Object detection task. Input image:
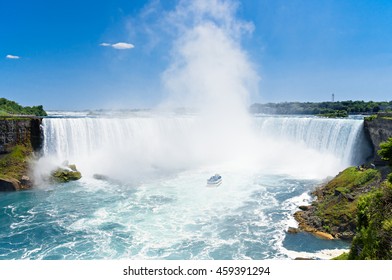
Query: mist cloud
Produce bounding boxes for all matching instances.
[161,0,258,111]
[157,0,261,166]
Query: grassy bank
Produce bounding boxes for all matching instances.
[0,144,33,180]
[314,167,381,233]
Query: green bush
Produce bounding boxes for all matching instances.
[348,183,392,259]
[378,137,392,166]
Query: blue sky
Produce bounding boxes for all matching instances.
[1,0,392,110]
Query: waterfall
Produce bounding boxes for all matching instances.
[254,116,371,166]
[40,114,372,180]
[43,116,193,162]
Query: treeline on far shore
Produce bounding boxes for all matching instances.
[250,100,392,117]
[0,98,47,117]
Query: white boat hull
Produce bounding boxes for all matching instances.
[206,179,222,187]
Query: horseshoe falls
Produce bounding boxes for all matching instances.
[0,113,372,260]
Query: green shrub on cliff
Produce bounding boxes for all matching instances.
[378,137,392,167]
[348,182,392,259]
[0,98,47,116]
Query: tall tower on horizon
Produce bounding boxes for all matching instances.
[332,93,335,102]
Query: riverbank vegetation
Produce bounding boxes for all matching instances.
[250,100,392,116]
[0,98,47,116]
[346,137,392,259]
[315,167,381,236]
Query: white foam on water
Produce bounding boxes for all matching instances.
[282,247,349,260]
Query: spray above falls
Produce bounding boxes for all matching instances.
[159,0,260,166]
[162,0,258,113]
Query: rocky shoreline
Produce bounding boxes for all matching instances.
[289,113,392,259]
[291,166,383,241]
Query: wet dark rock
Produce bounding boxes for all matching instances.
[287,227,300,234]
[0,178,20,191]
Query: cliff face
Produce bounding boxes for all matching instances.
[0,117,42,154]
[364,113,392,165]
[0,117,43,191]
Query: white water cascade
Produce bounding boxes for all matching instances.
[39,114,372,181]
[254,116,370,165]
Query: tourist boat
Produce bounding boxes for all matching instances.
[206,174,222,187]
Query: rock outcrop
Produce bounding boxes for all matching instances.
[51,163,82,183]
[364,113,392,165]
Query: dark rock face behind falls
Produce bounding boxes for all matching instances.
[0,117,43,191]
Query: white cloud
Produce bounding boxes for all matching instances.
[6,54,20,59]
[111,42,135,49]
[100,42,134,50]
